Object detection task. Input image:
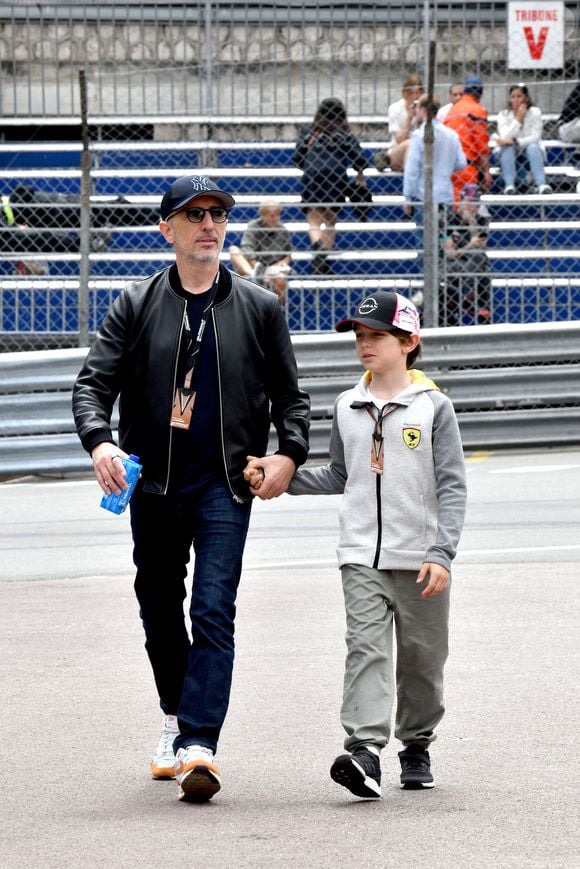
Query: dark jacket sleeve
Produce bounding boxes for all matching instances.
[72,289,133,453]
[560,83,580,124]
[346,132,369,173]
[291,128,310,170]
[264,301,310,467]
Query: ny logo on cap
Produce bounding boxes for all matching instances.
[189,176,212,191]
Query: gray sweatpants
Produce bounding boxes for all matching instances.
[340,564,450,752]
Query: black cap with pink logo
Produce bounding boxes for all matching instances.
[335,291,421,335]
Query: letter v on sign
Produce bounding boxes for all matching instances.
[523,26,549,60]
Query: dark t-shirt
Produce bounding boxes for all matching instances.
[168,275,225,496]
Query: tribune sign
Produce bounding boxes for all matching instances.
[508,1,564,69]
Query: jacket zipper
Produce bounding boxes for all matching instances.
[161,301,187,495]
[368,402,397,569]
[373,473,382,568]
[212,308,243,503]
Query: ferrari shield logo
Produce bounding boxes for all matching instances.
[402,427,421,449]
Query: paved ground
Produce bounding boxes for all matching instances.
[1,448,579,868]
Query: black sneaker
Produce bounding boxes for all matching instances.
[398,745,434,789]
[330,747,381,798]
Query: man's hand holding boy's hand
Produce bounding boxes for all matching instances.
[243,460,265,490]
[416,562,449,598]
[244,454,296,499]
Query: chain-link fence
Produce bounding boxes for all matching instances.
[0,0,579,349]
[0,0,578,119]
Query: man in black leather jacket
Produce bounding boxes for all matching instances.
[73,175,310,803]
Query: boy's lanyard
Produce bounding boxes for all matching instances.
[364,402,397,475]
[170,275,218,430]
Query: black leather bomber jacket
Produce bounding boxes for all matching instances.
[72,264,310,501]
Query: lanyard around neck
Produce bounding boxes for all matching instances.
[364,403,397,475]
[181,274,219,386]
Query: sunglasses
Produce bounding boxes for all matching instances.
[181,206,230,224]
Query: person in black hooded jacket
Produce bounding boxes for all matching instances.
[292,97,369,275]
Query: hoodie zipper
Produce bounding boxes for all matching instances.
[373,473,382,568]
[368,402,398,569]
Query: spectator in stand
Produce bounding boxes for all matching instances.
[403,96,467,214]
[292,97,369,275]
[5,183,157,230]
[229,200,293,303]
[2,187,80,275]
[374,75,424,173]
[403,96,466,312]
[441,183,491,326]
[558,82,580,144]
[436,84,464,122]
[494,84,552,195]
[444,75,492,200]
[1,182,156,273]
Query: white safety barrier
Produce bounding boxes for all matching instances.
[0,321,579,476]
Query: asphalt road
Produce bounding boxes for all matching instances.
[1,448,579,868]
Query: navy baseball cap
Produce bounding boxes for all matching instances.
[335,291,420,335]
[160,175,235,220]
[464,75,483,95]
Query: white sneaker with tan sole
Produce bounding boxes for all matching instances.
[151,715,179,779]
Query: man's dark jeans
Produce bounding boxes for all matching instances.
[130,480,252,753]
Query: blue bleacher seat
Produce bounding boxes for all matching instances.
[97,150,200,170]
[1,137,578,334]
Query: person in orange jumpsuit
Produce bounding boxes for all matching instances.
[444,75,492,200]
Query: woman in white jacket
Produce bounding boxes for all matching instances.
[495,84,551,194]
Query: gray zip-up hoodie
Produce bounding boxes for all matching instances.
[288,370,467,572]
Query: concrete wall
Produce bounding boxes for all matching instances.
[0,16,577,124]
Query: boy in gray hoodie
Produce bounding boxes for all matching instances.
[246,290,467,799]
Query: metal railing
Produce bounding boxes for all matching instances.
[1,321,579,478]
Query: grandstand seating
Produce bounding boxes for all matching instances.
[1,133,579,336]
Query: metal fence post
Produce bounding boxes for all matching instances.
[78,70,91,348]
[204,0,214,117]
[422,41,438,328]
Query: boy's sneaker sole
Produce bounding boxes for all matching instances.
[177,762,221,802]
[330,754,381,799]
[400,777,435,790]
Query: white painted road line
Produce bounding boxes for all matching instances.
[489,465,580,474]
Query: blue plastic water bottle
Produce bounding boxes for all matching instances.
[100,454,142,515]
